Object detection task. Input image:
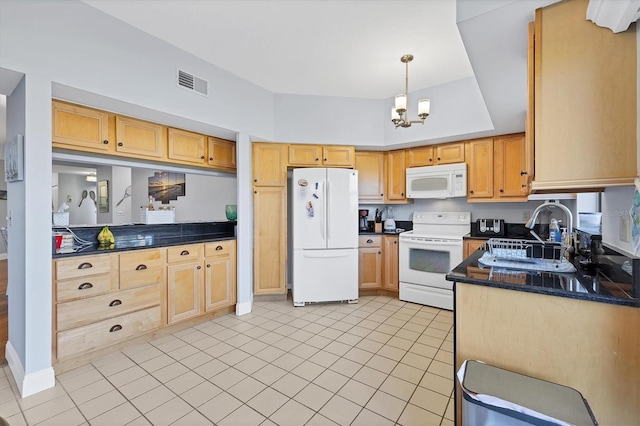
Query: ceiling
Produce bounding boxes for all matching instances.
[82,0,475,100]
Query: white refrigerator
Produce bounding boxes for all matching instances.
[291,168,359,307]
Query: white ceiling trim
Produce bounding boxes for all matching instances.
[586,0,640,33]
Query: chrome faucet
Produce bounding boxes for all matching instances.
[526,201,573,247]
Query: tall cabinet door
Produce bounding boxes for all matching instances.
[254,186,287,294]
[495,133,528,199]
[385,150,406,201]
[355,152,385,203]
[466,138,494,199]
[327,169,358,249]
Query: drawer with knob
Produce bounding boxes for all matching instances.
[55,254,112,281]
[119,249,163,289]
[56,306,161,360]
[204,240,235,257]
[167,244,203,263]
[56,284,160,331]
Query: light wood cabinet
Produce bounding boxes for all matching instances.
[253,186,287,295]
[355,151,385,203]
[358,236,382,289]
[382,235,399,291]
[463,239,486,259]
[166,244,204,324]
[288,144,355,167]
[253,143,286,186]
[494,133,528,200]
[52,101,112,153]
[405,142,465,168]
[167,127,206,165]
[435,142,465,165]
[385,150,408,203]
[531,0,637,191]
[115,116,166,159]
[53,250,162,362]
[466,138,494,199]
[467,134,529,202]
[208,137,236,170]
[204,240,236,312]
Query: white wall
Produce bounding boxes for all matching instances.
[56,175,97,225]
[131,169,237,222]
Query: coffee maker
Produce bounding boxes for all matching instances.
[359,209,369,231]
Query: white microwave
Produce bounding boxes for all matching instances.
[406,163,467,199]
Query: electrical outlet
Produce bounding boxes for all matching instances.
[67,195,72,203]
[522,210,531,222]
[620,215,630,242]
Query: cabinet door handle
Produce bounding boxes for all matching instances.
[520,171,528,175]
[109,325,122,332]
[103,140,109,145]
[78,282,93,290]
[401,193,404,196]
[136,264,147,271]
[522,184,527,188]
[200,156,205,160]
[394,241,397,244]
[78,262,93,269]
[324,158,327,161]
[197,265,202,270]
[499,189,504,193]
[254,179,258,183]
[429,158,432,162]
[469,190,474,194]
[215,245,223,251]
[367,239,373,244]
[378,251,381,254]
[180,250,190,256]
[118,142,123,146]
[209,157,213,161]
[315,158,319,161]
[109,299,122,307]
[207,264,211,268]
[437,157,441,161]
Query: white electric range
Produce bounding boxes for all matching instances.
[399,212,471,310]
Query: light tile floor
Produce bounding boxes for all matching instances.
[0,295,455,425]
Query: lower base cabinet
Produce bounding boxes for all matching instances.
[382,235,399,291]
[53,241,236,363]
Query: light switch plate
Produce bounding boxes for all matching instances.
[620,215,630,242]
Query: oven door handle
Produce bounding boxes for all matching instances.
[402,239,462,246]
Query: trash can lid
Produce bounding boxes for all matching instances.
[462,361,597,425]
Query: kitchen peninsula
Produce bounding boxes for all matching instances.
[51,222,236,372]
[446,247,640,425]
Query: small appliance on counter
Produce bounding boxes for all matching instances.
[473,219,506,237]
[384,207,396,233]
[359,209,369,231]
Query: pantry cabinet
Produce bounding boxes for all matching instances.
[253,143,287,187]
[115,116,166,159]
[358,236,382,289]
[382,235,399,291]
[52,101,112,153]
[288,144,355,167]
[167,127,206,165]
[355,151,385,203]
[253,186,287,295]
[531,0,637,191]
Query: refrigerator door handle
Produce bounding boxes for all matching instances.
[325,179,330,241]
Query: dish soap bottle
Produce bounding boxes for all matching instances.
[549,218,561,243]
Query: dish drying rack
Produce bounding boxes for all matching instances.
[478,238,577,273]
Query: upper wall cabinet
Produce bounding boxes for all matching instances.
[52,101,112,153]
[167,128,206,165]
[208,137,236,170]
[384,150,411,204]
[405,142,465,167]
[288,144,355,168]
[115,116,166,159]
[531,0,637,191]
[52,101,235,172]
[355,151,385,203]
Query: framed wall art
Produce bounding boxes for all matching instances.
[5,134,24,182]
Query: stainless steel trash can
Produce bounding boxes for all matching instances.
[459,360,597,425]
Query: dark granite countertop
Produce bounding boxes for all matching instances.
[52,221,236,258]
[446,246,640,308]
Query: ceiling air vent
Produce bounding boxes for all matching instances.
[177,69,208,96]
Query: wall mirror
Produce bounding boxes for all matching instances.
[98,180,109,213]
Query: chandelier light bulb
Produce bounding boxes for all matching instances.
[394,94,407,112]
[418,99,430,117]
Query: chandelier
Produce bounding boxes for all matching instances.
[391,54,430,128]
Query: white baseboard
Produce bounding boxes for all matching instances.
[235,300,252,316]
[5,341,55,398]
